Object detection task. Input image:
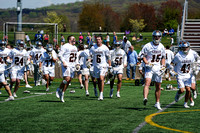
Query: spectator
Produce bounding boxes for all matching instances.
[122,37,132,54]
[86,32,92,45]
[163,28,168,37]
[25,33,31,45]
[170,37,174,45]
[126,45,138,80]
[123,33,126,40]
[139,34,143,41]
[132,34,136,41]
[106,33,110,45]
[43,32,49,45]
[35,30,43,43]
[79,32,84,44]
[113,32,117,44]
[60,34,65,46]
[169,28,174,36]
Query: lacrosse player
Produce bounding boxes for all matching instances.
[173,40,196,108]
[165,45,174,81]
[78,44,90,96]
[87,35,111,100]
[30,41,46,86]
[109,41,127,98]
[39,44,57,92]
[141,30,166,110]
[56,35,79,102]
[9,40,30,97]
[0,40,14,101]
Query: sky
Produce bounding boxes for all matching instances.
[0,0,83,9]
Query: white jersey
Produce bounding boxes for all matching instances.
[122,40,131,54]
[110,48,127,69]
[9,48,29,70]
[40,50,57,68]
[30,48,46,65]
[58,43,78,67]
[172,49,195,77]
[79,49,90,69]
[0,48,11,69]
[165,49,174,65]
[89,44,110,68]
[78,50,84,66]
[141,41,166,66]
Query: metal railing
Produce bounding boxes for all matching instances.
[180,0,188,40]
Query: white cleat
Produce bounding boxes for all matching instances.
[5,96,14,101]
[190,101,194,106]
[36,81,41,86]
[110,89,113,98]
[46,88,49,92]
[98,94,103,101]
[86,91,89,96]
[184,103,190,108]
[25,84,32,88]
[0,91,2,95]
[60,92,65,102]
[155,103,162,110]
[175,92,180,102]
[105,80,110,85]
[80,84,84,89]
[13,92,17,98]
[193,91,197,99]
[56,88,60,98]
[116,92,120,98]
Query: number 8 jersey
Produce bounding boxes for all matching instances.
[141,41,166,66]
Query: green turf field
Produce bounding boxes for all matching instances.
[0,79,199,132]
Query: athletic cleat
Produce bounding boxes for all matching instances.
[98,93,103,101]
[110,89,113,98]
[69,83,71,86]
[190,101,194,106]
[105,80,110,85]
[94,88,98,97]
[193,91,197,99]
[184,103,190,108]
[0,90,2,94]
[86,91,89,96]
[155,103,162,110]
[13,92,17,98]
[46,88,49,92]
[25,84,32,88]
[56,88,60,98]
[175,92,180,102]
[5,96,14,101]
[60,92,65,102]
[42,79,46,85]
[116,92,120,98]
[143,98,148,105]
[36,81,40,86]
[80,84,84,89]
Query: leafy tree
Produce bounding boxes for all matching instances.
[157,0,182,30]
[29,12,37,18]
[43,11,70,32]
[121,3,156,32]
[129,19,146,35]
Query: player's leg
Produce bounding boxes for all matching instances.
[84,74,89,96]
[44,74,49,91]
[2,82,14,101]
[13,78,20,97]
[184,86,191,108]
[116,74,122,98]
[109,76,115,98]
[143,78,151,105]
[78,72,83,89]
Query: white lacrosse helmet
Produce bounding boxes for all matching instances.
[36,41,42,49]
[114,41,121,50]
[179,40,190,54]
[0,40,6,50]
[152,30,162,45]
[46,44,53,53]
[17,40,25,51]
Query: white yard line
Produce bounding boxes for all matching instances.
[132,95,185,133]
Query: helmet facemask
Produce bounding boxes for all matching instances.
[152,30,162,45]
[0,41,6,50]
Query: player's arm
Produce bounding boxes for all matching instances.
[123,53,127,68]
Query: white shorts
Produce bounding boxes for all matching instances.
[177,76,191,89]
[145,65,162,83]
[61,65,75,78]
[43,67,55,77]
[81,68,89,75]
[0,73,6,83]
[113,67,123,75]
[93,66,107,78]
[10,69,24,80]
[89,66,95,77]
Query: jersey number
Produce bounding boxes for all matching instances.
[35,54,42,60]
[151,54,161,62]
[45,59,53,67]
[181,64,190,73]
[69,53,77,62]
[97,55,101,63]
[115,57,122,65]
[15,57,23,66]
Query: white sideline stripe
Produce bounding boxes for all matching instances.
[132,95,185,133]
[0,92,55,103]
